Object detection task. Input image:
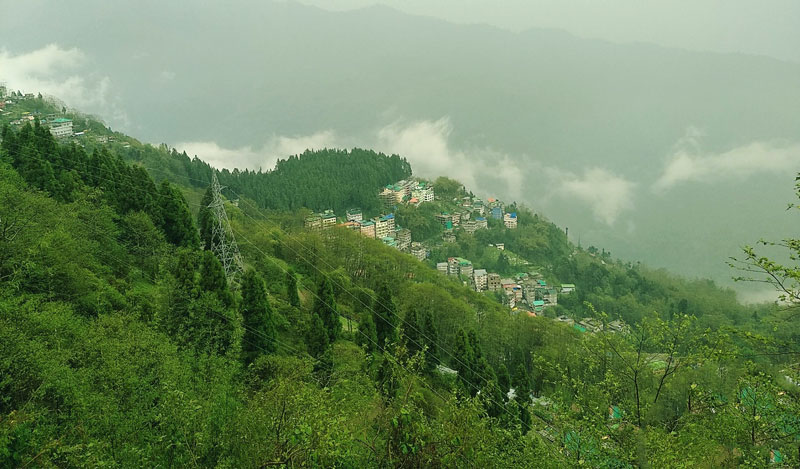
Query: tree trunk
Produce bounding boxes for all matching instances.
[653,356,674,404]
[634,370,642,427]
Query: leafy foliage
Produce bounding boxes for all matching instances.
[1,113,798,467]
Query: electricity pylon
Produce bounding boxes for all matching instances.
[209,172,244,286]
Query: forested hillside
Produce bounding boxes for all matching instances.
[117,144,411,216]
[1,117,799,467]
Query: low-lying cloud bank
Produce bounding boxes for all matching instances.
[176,130,338,172]
[654,128,800,191]
[0,44,127,126]
[555,168,637,226]
[177,116,637,226]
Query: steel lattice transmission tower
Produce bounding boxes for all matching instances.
[209,173,244,286]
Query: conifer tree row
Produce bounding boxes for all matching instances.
[1,121,198,250]
[123,145,413,215]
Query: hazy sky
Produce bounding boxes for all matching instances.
[296,0,800,63]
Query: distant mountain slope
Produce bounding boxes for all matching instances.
[2,1,799,293]
[5,1,796,154]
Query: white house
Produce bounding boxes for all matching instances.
[473,269,488,291]
[503,212,518,229]
[49,118,73,138]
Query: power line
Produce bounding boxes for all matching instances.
[208,172,244,286]
[2,153,487,464]
[7,135,567,461]
[142,163,519,399]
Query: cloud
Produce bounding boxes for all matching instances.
[178,117,635,225]
[553,167,637,225]
[376,117,635,224]
[654,129,800,191]
[375,117,525,200]
[0,44,127,126]
[736,287,783,305]
[176,130,338,171]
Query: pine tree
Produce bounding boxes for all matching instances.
[165,249,198,341]
[286,268,300,307]
[313,275,340,343]
[377,354,398,399]
[453,328,476,395]
[513,364,530,403]
[373,283,398,349]
[240,269,276,364]
[497,363,511,398]
[421,310,439,374]
[482,378,505,418]
[189,291,235,355]
[197,185,214,250]
[356,311,377,353]
[199,250,233,307]
[519,401,532,434]
[307,312,330,358]
[403,307,422,356]
[158,180,200,248]
[468,330,483,362]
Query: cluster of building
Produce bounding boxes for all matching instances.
[379,179,435,210]
[305,208,425,259]
[435,259,577,315]
[496,274,568,313]
[1,91,119,146]
[3,101,75,139]
[435,197,517,242]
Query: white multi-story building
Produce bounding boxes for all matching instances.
[49,118,73,138]
[346,208,363,223]
[503,212,518,229]
[411,182,434,203]
[449,258,473,278]
[436,262,449,274]
[374,214,395,239]
[395,228,411,251]
[321,210,337,229]
[447,257,459,276]
[305,214,321,230]
[463,220,478,234]
[360,220,376,238]
[473,269,488,291]
[410,242,426,261]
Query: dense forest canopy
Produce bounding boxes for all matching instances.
[117,144,411,216]
[1,111,799,467]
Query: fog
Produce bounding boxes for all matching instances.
[2,0,798,298]
[297,0,800,63]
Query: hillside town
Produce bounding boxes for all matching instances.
[0,87,126,147]
[4,88,590,330]
[304,177,584,320]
